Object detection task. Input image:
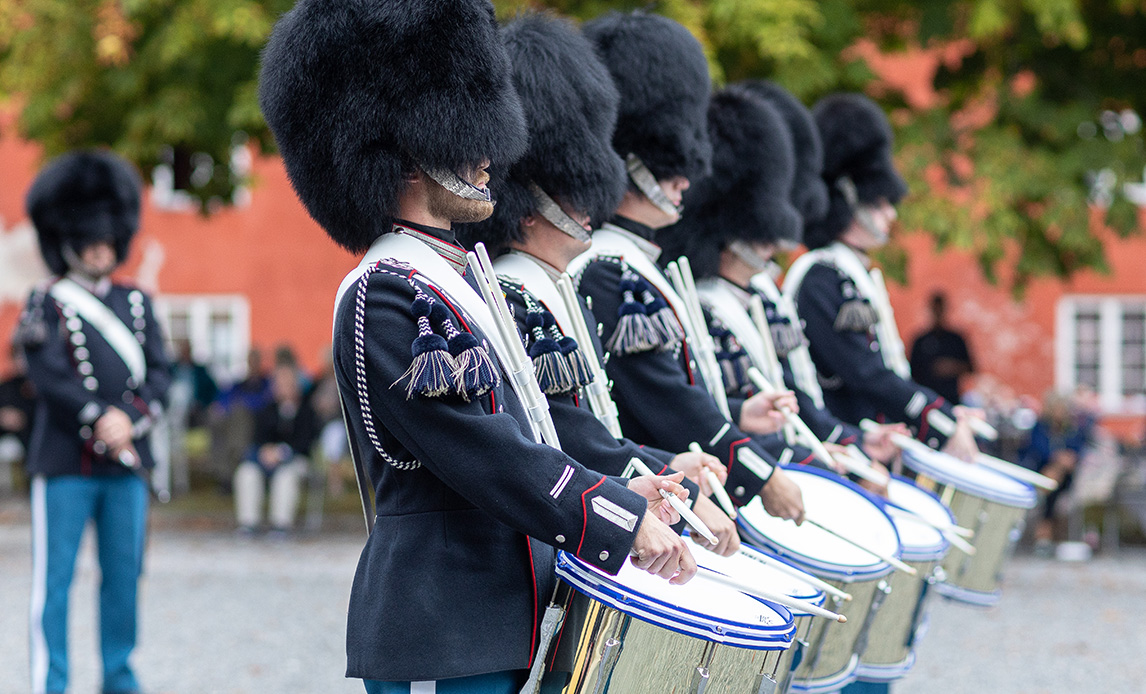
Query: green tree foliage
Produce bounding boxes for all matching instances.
[1,0,1141,289]
[0,0,294,211]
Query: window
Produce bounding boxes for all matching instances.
[153,295,250,384]
[1057,296,1146,413]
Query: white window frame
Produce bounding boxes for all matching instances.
[1056,295,1146,414]
[153,294,251,384]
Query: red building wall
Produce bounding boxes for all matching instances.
[2,106,1144,439]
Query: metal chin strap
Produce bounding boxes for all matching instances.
[837,176,888,245]
[529,183,591,244]
[728,240,772,273]
[626,153,681,218]
[424,166,493,203]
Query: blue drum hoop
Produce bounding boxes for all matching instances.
[555,551,796,650]
[736,466,901,582]
[900,448,1038,509]
[884,474,954,562]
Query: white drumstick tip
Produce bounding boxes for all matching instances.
[688,442,737,519]
[628,457,718,545]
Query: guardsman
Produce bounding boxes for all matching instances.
[18,150,170,694]
[459,12,739,555]
[667,81,903,469]
[782,94,979,460]
[572,11,806,521]
[258,2,695,692]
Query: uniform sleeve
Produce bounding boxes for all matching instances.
[754,433,816,467]
[345,269,646,575]
[788,375,861,446]
[797,264,954,445]
[579,259,776,506]
[20,292,112,431]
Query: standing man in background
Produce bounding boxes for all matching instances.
[17,150,170,694]
[909,291,974,406]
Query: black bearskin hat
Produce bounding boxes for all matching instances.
[804,93,908,250]
[583,11,712,182]
[659,87,799,279]
[460,12,626,255]
[259,0,529,253]
[738,80,828,226]
[26,150,142,276]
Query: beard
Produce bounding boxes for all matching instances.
[425,176,494,224]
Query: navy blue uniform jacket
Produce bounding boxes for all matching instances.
[576,219,779,506]
[20,279,170,477]
[333,243,646,682]
[793,261,954,447]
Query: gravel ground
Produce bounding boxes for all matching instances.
[1,502,1144,694]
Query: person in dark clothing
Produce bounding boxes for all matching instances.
[257,1,694,689]
[1019,391,1092,547]
[909,292,974,405]
[17,149,170,694]
[0,344,37,493]
[232,363,319,534]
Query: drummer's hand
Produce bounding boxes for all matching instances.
[631,514,698,584]
[861,423,906,463]
[941,412,980,463]
[628,472,688,527]
[823,442,851,475]
[857,461,891,498]
[670,450,726,493]
[759,467,805,525]
[738,390,797,435]
[690,495,740,557]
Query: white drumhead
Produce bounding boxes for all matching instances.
[555,551,793,648]
[885,478,950,561]
[737,467,900,580]
[901,445,1037,508]
[689,540,826,610]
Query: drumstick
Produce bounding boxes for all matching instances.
[883,506,977,556]
[688,442,737,519]
[746,368,890,486]
[801,517,917,576]
[628,457,719,545]
[734,548,852,602]
[467,244,562,449]
[926,407,999,441]
[843,443,976,541]
[697,566,847,623]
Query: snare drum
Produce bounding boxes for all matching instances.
[689,541,827,694]
[900,445,1038,606]
[554,550,795,693]
[855,476,952,683]
[737,466,902,694]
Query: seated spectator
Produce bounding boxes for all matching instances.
[208,347,271,492]
[309,346,350,497]
[1019,390,1094,550]
[233,362,318,535]
[0,343,37,494]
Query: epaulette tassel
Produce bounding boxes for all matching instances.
[397,295,457,399]
[640,280,684,347]
[834,299,879,332]
[770,320,807,358]
[527,309,574,395]
[606,276,660,355]
[433,302,500,401]
[547,315,594,388]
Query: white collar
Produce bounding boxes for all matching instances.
[600,222,662,263]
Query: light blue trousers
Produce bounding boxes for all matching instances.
[29,474,148,694]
